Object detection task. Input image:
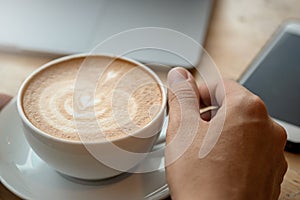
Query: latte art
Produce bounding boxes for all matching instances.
[22,56,162,141]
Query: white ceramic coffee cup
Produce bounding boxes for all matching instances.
[17,54,167,180]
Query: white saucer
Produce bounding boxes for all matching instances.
[0,99,169,200]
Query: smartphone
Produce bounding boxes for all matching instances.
[239,21,300,152]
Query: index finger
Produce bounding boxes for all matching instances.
[199,79,250,108]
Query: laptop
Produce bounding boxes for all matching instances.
[0,0,213,67]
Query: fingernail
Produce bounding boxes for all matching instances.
[167,68,189,87]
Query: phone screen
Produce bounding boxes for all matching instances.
[243,32,300,126]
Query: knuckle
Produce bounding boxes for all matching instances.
[283,158,288,173]
[279,127,287,143]
[168,85,198,105]
[248,95,267,114]
[236,94,268,119]
[278,157,288,183]
[274,122,287,145]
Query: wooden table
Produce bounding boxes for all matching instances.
[1,0,300,199]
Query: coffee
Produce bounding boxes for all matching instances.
[22,56,162,142]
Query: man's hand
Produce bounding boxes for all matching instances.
[0,94,12,111]
[165,68,287,200]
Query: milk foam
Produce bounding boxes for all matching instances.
[22,57,162,141]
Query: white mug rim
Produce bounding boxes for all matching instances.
[17,53,167,145]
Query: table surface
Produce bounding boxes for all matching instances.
[1,0,300,199]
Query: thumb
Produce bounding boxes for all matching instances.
[167,67,200,127]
